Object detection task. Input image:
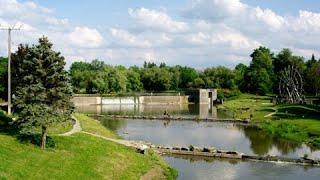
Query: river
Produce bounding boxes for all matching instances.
[77,104,320,179]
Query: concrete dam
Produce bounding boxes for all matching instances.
[72,89,217,106]
[72,95,189,106]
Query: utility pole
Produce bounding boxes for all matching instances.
[0,25,21,115]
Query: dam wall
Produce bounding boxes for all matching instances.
[72,96,102,106]
[72,95,189,106]
[139,96,189,105]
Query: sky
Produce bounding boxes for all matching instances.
[0,0,320,69]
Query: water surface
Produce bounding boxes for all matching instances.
[99,117,320,159]
[76,105,320,179]
[163,155,320,180]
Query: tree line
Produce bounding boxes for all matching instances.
[1,46,320,98]
[69,47,320,96]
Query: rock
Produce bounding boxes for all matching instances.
[202,147,210,152]
[193,146,202,152]
[226,151,238,155]
[173,147,181,151]
[137,144,149,154]
[181,147,189,151]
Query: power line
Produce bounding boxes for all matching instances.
[0,24,22,115]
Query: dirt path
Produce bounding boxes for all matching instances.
[60,116,82,136]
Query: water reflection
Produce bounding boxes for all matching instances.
[237,126,302,155]
[76,104,233,119]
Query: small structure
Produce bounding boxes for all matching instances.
[199,89,217,105]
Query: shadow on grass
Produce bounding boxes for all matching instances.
[260,108,275,113]
[0,111,55,148]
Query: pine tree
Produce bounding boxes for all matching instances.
[12,37,74,149]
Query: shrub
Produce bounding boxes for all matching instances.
[217,89,241,100]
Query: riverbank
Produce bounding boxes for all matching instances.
[218,94,320,147]
[0,112,177,179]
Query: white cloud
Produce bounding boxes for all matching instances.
[183,0,287,33]
[110,28,151,48]
[291,10,320,32]
[129,8,188,33]
[68,26,104,48]
[184,0,246,21]
[252,7,286,30]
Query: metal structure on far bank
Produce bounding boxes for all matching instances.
[278,65,304,104]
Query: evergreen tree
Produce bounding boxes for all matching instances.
[12,37,73,149]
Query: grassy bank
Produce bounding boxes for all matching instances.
[75,114,118,139]
[0,113,177,179]
[219,94,320,147]
[218,94,274,121]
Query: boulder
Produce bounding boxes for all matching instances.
[202,147,210,152]
[181,147,189,151]
[173,147,181,151]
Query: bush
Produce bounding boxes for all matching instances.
[310,138,320,148]
[217,89,241,100]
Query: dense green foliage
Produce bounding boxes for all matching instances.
[11,37,74,149]
[242,47,274,95]
[68,47,320,97]
[0,57,7,100]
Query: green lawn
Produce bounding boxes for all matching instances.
[0,113,177,180]
[48,121,73,135]
[218,93,274,121]
[75,113,118,139]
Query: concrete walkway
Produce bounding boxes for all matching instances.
[60,116,82,136]
[264,108,277,118]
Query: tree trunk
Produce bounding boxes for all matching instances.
[41,125,48,150]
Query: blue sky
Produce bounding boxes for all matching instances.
[1,0,320,68]
[29,0,320,26]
